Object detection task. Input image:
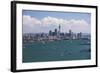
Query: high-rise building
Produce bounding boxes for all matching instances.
[54,28,57,36]
[49,30,52,36]
[77,32,82,39]
[58,25,61,37]
[69,29,72,39]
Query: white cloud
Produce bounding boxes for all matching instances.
[23,15,41,25]
[23,15,90,33]
[41,16,68,26]
[23,15,42,33]
[62,19,90,33]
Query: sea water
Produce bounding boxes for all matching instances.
[23,39,90,63]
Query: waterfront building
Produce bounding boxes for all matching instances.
[77,32,82,39]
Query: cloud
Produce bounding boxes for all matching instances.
[41,16,68,26]
[62,19,90,33]
[23,15,41,33]
[41,16,60,25]
[23,15,90,33]
[23,15,41,26]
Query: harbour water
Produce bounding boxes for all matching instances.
[23,39,91,63]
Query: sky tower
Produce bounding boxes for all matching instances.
[59,25,61,32]
[58,25,61,37]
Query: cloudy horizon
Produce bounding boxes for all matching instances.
[22,10,91,34]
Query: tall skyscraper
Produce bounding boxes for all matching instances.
[59,25,61,33]
[54,28,57,36]
[58,25,61,37]
[69,29,72,39]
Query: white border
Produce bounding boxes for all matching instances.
[16,3,96,70]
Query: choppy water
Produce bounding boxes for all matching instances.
[23,39,91,63]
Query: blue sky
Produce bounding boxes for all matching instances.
[23,10,91,24]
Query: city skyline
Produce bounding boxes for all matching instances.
[23,25,91,43]
[22,10,91,34]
